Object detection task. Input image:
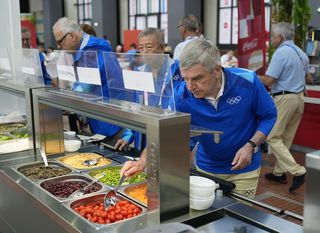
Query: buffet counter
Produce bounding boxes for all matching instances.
[0,146,303,233]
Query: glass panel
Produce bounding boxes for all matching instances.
[232,7,238,44]
[138,0,148,14]
[129,0,137,15]
[149,0,159,13]
[136,16,146,30]
[161,13,168,43]
[219,8,231,44]
[52,50,103,100]
[130,16,136,30]
[147,15,158,28]
[220,0,232,7]
[103,52,176,115]
[160,0,167,13]
[0,48,13,80]
[13,48,44,86]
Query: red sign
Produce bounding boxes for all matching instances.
[237,0,266,74]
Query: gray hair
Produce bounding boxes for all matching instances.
[52,17,82,34]
[180,39,221,73]
[138,28,165,45]
[180,14,199,32]
[272,22,294,40]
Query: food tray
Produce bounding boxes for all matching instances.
[119,182,148,207]
[56,152,118,172]
[13,161,73,181]
[66,192,146,226]
[86,165,147,188]
[39,174,104,202]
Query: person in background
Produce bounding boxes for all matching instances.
[52,17,132,143]
[21,27,51,85]
[115,44,124,53]
[121,39,277,198]
[259,22,313,193]
[80,23,97,37]
[37,43,46,60]
[220,50,238,68]
[173,14,199,60]
[126,43,138,62]
[115,28,183,151]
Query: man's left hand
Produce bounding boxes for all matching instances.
[231,144,253,171]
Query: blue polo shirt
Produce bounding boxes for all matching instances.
[175,68,277,174]
[266,40,309,94]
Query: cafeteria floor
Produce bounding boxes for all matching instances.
[255,147,312,226]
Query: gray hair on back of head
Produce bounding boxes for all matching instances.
[179,39,221,73]
[272,22,294,41]
[138,28,165,45]
[52,17,82,34]
[180,14,199,32]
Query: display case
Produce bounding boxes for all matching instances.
[0,48,48,157]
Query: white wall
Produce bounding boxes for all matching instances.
[64,0,77,21]
[203,0,217,44]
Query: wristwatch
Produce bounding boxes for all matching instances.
[248,140,258,153]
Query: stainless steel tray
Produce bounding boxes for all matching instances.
[85,164,147,188]
[39,174,104,202]
[12,160,73,182]
[55,151,119,172]
[119,182,148,208]
[64,192,146,227]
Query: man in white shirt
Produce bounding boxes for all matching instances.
[173,14,199,60]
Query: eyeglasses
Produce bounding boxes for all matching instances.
[56,32,70,47]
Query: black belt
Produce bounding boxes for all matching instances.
[271,91,298,97]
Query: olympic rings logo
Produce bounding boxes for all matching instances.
[173,74,180,80]
[226,96,241,105]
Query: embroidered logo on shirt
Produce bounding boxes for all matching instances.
[226,96,241,105]
[213,133,220,144]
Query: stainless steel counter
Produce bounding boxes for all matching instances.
[0,147,304,233]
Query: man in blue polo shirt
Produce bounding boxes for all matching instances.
[121,39,277,198]
[260,22,312,193]
[53,17,131,142]
[115,28,183,151]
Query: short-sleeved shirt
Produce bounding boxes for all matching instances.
[266,40,309,94]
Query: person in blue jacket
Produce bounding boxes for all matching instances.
[115,28,183,151]
[53,17,132,142]
[121,39,277,198]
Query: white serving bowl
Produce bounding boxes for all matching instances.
[190,185,216,198]
[190,196,215,210]
[64,140,81,152]
[190,176,217,189]
[64,131,76,140]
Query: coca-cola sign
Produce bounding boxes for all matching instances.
[242,38,258,52]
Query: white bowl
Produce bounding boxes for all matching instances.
[64,140,81,152]
[190,196,215,210]
[190,176,218,189]
[64,131,76,140]
[190,185,216,197]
